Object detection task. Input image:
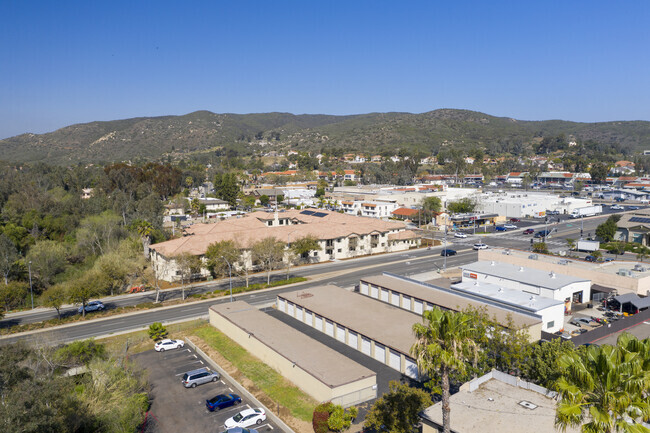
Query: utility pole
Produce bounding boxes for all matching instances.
[443,227,448,271]
[222,257,233,302]
[28,261,34,310]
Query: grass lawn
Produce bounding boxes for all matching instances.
[98,319,208,356]
[193,325,317,422]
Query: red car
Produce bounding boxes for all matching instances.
[523,228,535,234]
[510,218,521,222]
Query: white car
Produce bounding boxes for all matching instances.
[503,224,517,229]
[154,339,185,352]
[610,204,624,210]
[225,408,267,429]
[454,232,468,238]
[473,243,488,250]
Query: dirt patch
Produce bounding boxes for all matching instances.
[188,336,313,433]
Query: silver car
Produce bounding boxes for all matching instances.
[181,367,220,388]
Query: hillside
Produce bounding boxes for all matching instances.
[1,109,649,164]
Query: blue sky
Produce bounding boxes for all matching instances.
[1,1,649,138]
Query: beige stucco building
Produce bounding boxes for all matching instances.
[150,209,419,282]
[209,301,377,407]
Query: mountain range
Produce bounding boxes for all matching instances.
[1,109,650,164]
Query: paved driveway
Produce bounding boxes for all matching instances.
[134,347,279,433]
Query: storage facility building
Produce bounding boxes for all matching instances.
[209,301,377,407]
[277,285,422,379]
[359,273,545,338]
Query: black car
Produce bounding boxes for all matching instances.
[534,230,551,238]
[440,249,457,256]
[206,393,242,412]
[585,255,597,262]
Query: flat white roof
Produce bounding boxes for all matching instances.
[462,261,589,290]
[451,281,563,312]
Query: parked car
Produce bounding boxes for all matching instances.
[547,210,560,215]
[154,339,185,352]
[569,320,582,327]
[473,243,488,250]
[78,300,105,314]
[585,255,597,262]
[576,317,592,325]
[523,228,535,235]
[495,226,507,232]
[509,218,521,222]
[206,393,242,412]
[503,224,517,229]
[181,368,220,388]
[221,429,259,433]
[440,249,457,256]
[225,408,267,429]
[453,232,467,238]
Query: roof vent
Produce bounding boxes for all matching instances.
[529,295,535,301]
[498,287,503,293]
[519,266,524,272]
[550,271,556,278]
[491,261,495,266]
[518,400,538,410]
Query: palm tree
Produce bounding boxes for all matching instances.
[135,220,153,259]
[555,334,650,433]
[411,308,477,433]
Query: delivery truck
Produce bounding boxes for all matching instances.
[576,240,600,252]
[570,205,603,219]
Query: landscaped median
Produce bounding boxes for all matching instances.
[189,325,317,433]
[0,276,307,336]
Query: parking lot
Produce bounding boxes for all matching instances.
[134,346,280,433]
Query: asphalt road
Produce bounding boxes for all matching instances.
[0,248,477,345]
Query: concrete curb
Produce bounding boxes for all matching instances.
[184,337,296,433]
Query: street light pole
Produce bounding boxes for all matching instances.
[581,215,584,240]
[222,257,233,302]
[28,260,34,310]
[443,227,448,271]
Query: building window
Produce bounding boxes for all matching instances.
[547,321,554,329]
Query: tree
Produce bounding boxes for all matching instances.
[94,252,133,296]
[251,237,285,284]
[68,271,101,318]
[290,235,320,263]
[133,220,153,258]
[364,381,432,433]
[148,322,168,341]
[259,195,270,207]
[328,404,358,432]
[591,250,603,261]
[205,240,241,278]
[520,338,578,388]
[0,234,18,285]
[0,281,28,313]
[421,196,442,225]
[636,249,649,262]
[75,211,124,256]
[26,240,67,288]
[608,241,626,257]
[595,216,619,243]
[411,308,477,433]
[555,334,650,433]
[214,173,240,207]
[589,162,610,185]
[41,284,68,319]
[446,197,476,214]
[566,238,576,251]
[175,252,201,300]
[532,242,549,254]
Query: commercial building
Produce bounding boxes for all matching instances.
[479,248,650,297]
[420,370,579,433]
[340,199,399,219]
[461,261,591,307]
[476,191,592,218]
[150,209,419,281]
[277,285,422,379]
[209,301,377,407]
[359,273,545,338]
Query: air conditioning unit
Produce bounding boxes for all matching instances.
[617,269,632,277]
[528,254,539,260]
[633,264,647,272]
